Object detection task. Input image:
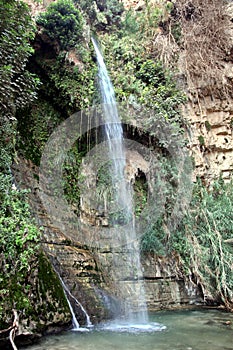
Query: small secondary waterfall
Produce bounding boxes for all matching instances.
[62,282,80,330]
[92,38,148,324]
[57,272,92,330]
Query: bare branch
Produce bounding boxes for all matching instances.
[174,0,233,98]
[9,310,19,350]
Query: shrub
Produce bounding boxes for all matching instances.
[141,177,233,310]
[36,0,84,50]
[0,174,41,319]
[76,0,124,30]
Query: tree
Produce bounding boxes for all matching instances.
[36,0,84,51]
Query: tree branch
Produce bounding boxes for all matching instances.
[9,309,19,350]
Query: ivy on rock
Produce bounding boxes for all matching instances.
[0,174,41,327]
[0,0,40,119]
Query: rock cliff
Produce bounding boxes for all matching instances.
[13,0,232,332]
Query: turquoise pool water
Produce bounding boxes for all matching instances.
[23,309,233,350]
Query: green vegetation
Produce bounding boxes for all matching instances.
[76,0,124,31]
[141,178,233,310]
[140,154,182,255]
[230,118,233,130]
[0,0,70,331]
[0,0,42,327]
[36,0,84,51]
[98,1,186,129]
[38,252,70,315]
[0,174,41,323]
[42,50,97,111]
[17,51,97,165]
[0,0,40,119]
[18,1,98,164]
[63,142,88,207]
[198,135,205,146]
[17,99,62,165]
[172,179,233,309]
[141,217,166,256]
[205,120,211,131]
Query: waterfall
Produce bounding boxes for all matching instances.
[92,38,148,324]
[92,38,132,218]
[64,285,93,328]
[59,277,80,330]
[57,272,92,330]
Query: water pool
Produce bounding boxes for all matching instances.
[23,309,233,350]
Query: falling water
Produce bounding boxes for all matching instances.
[57,272,92,330]
[92,38,132,217]
[59,277,80,330]
[92,38,148,324]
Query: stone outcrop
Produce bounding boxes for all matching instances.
[94,248,202,314]
[12,156,203,328]
[12,157,112,325]
[185,97,233,183]
[142,254,201,310]
[178,2,233,183]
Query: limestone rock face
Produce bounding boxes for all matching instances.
[178,2,233,183]
[142,254,201,309]
[79,149,149,227]
[13,156,202,327]
[185,97,233,183]
[94,249,202,313]
[12,158,113,325]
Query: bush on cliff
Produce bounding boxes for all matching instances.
[36,0,84,51]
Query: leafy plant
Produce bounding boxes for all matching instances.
[205,120,211,131]
[140,218,166,255]
[36,0,84,50]
[100,27,186,128]
[62,142,87,207]
[141,176,233,310]
[0,0,39,118]
[175,179,233,309]
[0,174,41,320]
[76,0,124,31]
[198,135,205,146]
[17,99,62,165]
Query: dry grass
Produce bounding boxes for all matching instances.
[153,0,233,98]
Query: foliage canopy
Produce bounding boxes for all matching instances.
[36,0,84,50]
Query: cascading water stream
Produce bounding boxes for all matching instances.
[92,38,148,325]
[62,282,80,330]
[91,38,131,216]
[56,271,92,331]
